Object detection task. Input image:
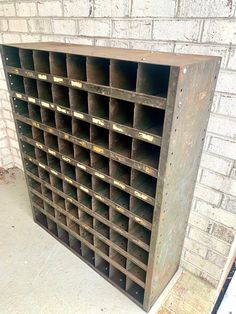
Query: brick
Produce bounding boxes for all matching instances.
[16,2,37,16]
[2,155,14,167]
[195,199,236,230]
[184,237,207,257]
[153,19,201,42]
[21,34,41,43]
[9,138,19,150]
[179,0,235,17]
[0,148,11,156]
[2,109,12,120]
[200,151,232,175]
[130,41,173,52]
[217,95,236,118]
[188,211,212,232]
[221,194,236,214]
[194,183,222,206]
[9,19,28,32]
[200,271,219,287]
[212,224,235,244]
[64,0,91,17]
[78,19,110,37]
[227,48,236,70]
[5,120,16,131]
[201,169,236,197]
[52,19,77,35]
[38,1,62,17]
[209,137,236,160]
[0,79,7,90]
[41,34,65,42]
[0,138,9,149]
[2,3,16,16]
[28,19,52,33]
[0,20,8,32]
[202,20,236,44]
[175,44,228,68]
[131,0,175,17]
[95,39,129,48]
[94,0,129,17]
[189,227,230,255]
[206,250,227,268]
[181,259,201,277]
[216,70,236,94]
[113,20,152,40]
[185,251,222,280]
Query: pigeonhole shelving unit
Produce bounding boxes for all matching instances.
[1,42,220,312]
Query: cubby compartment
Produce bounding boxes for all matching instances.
[134,104,165,136]
[94,220,110,239]
[41,108,55,127]
[53,192,66,210]
[58,138,74,157]
[66,201,79,219]
[31,193,44,208]
[32,127,44,143]
[63,181,77,201]
[35,147,47,164]
[91,152,109,175]
[67,219,80,235]
[110,209,129,232]
[92,177,109,198]
[61,160,76,180]
[88,93,109,119]
[86,57,109,86]
[131,169,157,198]
[8,74,24,93]
[28,176,41,192]
[44,132,58,150]
[110,60,137,91]
[17,121,32,138]
[127,241,149,265]
[52,84,69,107]
[37,81,52,102]
[28,103,41,122]
[110,132,132,158]
[33,50,50,73]
[39,167,50,183]
[77,189,91,208]
[25,160,38,176]
[110,160,131,185]
[42,185,53,201]
[137,63,170,97]
[132,139,160,169]
[109,266,126,290]
[56,225,69,245]
[110,186,130,211]
[129,221,151,246]
[72,118,90,141]
[110,229,128,251]
[110,98,134,127]
[74,144,90,165]
[19,49,34,70]
[55,112,72,134]
[76,168,92,189]
[69,88,88,113]
[21,141,35,158]
[34,207,48,228]
[110,248,126,268]
[49,52,67,77]
[3,46,20,67]
[126,261,146,283]
[95,255,109,276]
[69,234,81,254]
[93,199,109,220]
[50,174,63,191]
[47,218,58,236]
[47,154,61,172]
[23,78,38,98]
[44,203,55,217]
[126,279,144,304]
[81,243,95,265]
[13,98,29,117]
[67,54,86,80]
[90,125,109,149]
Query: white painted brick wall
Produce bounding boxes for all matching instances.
[0,0,235,289]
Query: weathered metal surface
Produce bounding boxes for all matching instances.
[0,42,220,312]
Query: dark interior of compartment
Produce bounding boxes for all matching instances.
[86,57,110,86]
[88,93,109,120]
[8,74,25,93]
[3,46,20,67]
[19,49,34,70]
[110,132,132,158]
[13,98,29,116]
[67,54,86,80]
[110,98,134,127]
[132,139,160,168]
[50,52,67,77]
[33,50,50,73]
[69,88,88,113]
[111,60,137,91]
[37,81,52,102]
[23,78,38,97]
[52,84,69,107]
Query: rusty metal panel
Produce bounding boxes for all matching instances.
[0,42,220,312]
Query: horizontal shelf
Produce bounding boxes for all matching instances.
[6,66,167,110]
[11,91,162,146]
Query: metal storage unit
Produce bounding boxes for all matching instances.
[1,42,220,312]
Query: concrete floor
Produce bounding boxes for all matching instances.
[0,168,165,314]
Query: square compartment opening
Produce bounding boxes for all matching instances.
[110,98,134,127]
[110,229,128,251]
[32,127,44,143]
[93,199,109,220]
[42,186,53,201]
[69,234,81,254]
[44,132,58,150]
[110,132,132,158]
[67,219,80,235]
[137,63,170,97]
[3,46,20,67]
[127,261,146,283]
[31,193,44,207]
[88,93,109,119]
[13,98,29,117]
[91,125,109,149]
[56,225,69,245]
[87,57,110,85]
[17,121,32,138]
[110,60,137,91]
[132,139,160,169]
[81,244,95,265]
[126,279,144,304]
[37,81,52,102]
[50,174,63,191]
[66,201,79,218]
[49,52,67,77]
[77,189,91,208]
[41,108,55,127]
[80,227,94,244]
[72,118,90,141]
[74,144,90,165]
[34,207,47,227]
[28,103,41,122]
[94,220,109,239]
[61,160,76,180]
[58,138,74,157]
[28,176,41,192]
[38,168,50,183]
[129,221,151,246]
[109,266,126,290]
[19,49,34,70]
[63,181,77,200]
[52,84,69,107]
[33,50,50,73]
[110,186,130,211]
[35,147,47,164]
[76,168,92,188]
[134,104,165,136]
[67,54,86,80]
[45,204,55,216]
[21,141,35,158]
[92,177,110,198]
[131,169,157,198]
[69,88,88,113]
[110,160,131,185]
[111,210,129,232]
[91,152,109,175]
[23,77,38,98]
[53,193,66,210]
[110,248,126,268]
[95,255,109,276]
[25,160,38,176]
[9,74,25,93]
[55,112,72,134]
[46,219,58,236]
